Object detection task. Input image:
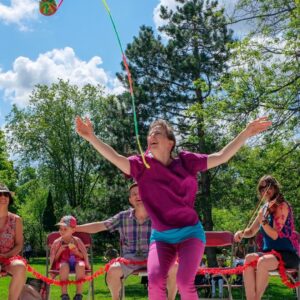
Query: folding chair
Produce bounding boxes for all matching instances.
[196,231,242,300]
[267,231,300,300]
[119,262,147,299]
[45,232,95,300]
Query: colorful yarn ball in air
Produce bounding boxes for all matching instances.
[39,0,57,16]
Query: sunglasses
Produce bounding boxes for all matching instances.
[0,192,10,197]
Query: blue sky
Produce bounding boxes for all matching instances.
[0,0,243,127]
[0,0,167,126]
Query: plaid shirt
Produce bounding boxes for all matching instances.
[104,208,151,257]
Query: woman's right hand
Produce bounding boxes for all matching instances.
[234,230,243,242]
[75,116,95,141]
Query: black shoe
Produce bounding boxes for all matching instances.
[73,294,83,300]
[61,295,70,300]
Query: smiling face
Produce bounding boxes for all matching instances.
[128,185,144,208]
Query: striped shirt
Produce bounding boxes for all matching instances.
[104,208,151,257]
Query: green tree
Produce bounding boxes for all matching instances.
[0,130,16,189]
[6,80,136,222]
[42,191,56,232]
[15,168,48,252]
[119,0,233,233]
[216,0,299,138]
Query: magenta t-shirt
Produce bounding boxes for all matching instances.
[128,151,208,231]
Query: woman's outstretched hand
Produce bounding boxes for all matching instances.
[244,117,272,138]
[75,116,95,141]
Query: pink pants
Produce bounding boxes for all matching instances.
[148,238,205,300]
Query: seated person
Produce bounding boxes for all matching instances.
[0,183,26,300]
[24,242,33,261]
[76,183,177,300]
[50,215,90,300]
[246,237,257,254]
[234,243,245,267]
[211,256,226,299]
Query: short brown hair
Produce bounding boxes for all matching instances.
[148,119,176,153]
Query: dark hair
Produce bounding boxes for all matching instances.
[148,119,176,153]
[257,175,283,201]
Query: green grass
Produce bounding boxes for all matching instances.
[0,258,298,299]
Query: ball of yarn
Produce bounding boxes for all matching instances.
[39,0,57,16]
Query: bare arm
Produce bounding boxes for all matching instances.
[207,117,272,169]
[75,116,130,175]
[234,214,261,242]
[75,222,108,234]
[54,244,67,261]
[261,202,289,240]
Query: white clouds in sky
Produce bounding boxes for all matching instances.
[153,0,179,28]
[153,0,251,38]
[0,0,38,30]
[0,47,125,106]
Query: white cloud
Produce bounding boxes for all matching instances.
[153,0,179,28]
[0,47,125,106]
[0,0,38,30]
[153,0,251,38]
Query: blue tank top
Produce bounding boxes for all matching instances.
[260,203,296,253]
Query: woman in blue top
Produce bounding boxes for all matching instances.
[234,175,299,300]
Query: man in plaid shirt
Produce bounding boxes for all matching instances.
[76,183,177,300]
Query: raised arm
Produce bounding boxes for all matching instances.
[75,221,108,234]
[75,116,130,175]
[207,117,272,169]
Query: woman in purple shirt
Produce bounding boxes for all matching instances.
[76,116,271,300]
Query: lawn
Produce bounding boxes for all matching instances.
[0,257,298,299]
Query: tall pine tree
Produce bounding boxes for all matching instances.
[118,0,233,232]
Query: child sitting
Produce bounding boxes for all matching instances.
[50,216,90,300]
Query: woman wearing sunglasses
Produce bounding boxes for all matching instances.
[234,175,299,300]
[0,183,26,300]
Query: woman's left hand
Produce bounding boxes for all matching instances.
[244,117,272,138]
[258,208,264,225]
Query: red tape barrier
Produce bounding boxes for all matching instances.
[0,251,299,288]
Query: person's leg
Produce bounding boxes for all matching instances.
[255,254,278,300]
[106,262,124,300]
[148,241,177,300]
[211,278,216,298]
[176,238,205,300]
[59,263,70,296]
[167,262,178,300]
[6,259,26,300]
[218,278,223,298]
[75,262,85,295]
[243,253,259,300]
